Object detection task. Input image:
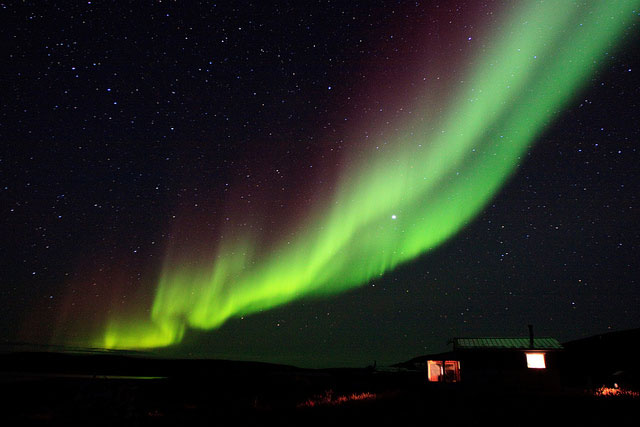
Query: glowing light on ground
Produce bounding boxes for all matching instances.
[297,391,377,408]
[594,385,639,398]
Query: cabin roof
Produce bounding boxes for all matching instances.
[453,337,563,350]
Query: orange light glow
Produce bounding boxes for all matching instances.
[297,391,377,408]
[594,386,639,398]
[427,360,442,382]
[427,360,460,382]
[525,352,546,369]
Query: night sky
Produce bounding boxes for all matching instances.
[2,1,639,368]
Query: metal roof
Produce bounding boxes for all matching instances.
[453,337,563,350]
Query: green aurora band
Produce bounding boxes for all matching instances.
[101,1,639,349]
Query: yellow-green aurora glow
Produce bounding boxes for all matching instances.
[101,1,638,349]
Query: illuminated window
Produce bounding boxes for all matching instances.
[526,352,546,369]
[427,360,460,382]
[427,361,442,382]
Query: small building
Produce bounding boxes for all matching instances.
[425,327,563,389]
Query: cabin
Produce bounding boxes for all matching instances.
[423,327,563,389]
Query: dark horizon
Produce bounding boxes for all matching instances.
[3,326,639,370]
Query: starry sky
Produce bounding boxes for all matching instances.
[2,1,639,368]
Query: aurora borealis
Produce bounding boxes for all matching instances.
[99,1,638,350]
[3,1,639,367]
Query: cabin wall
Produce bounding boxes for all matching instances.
[457,350,562,391]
